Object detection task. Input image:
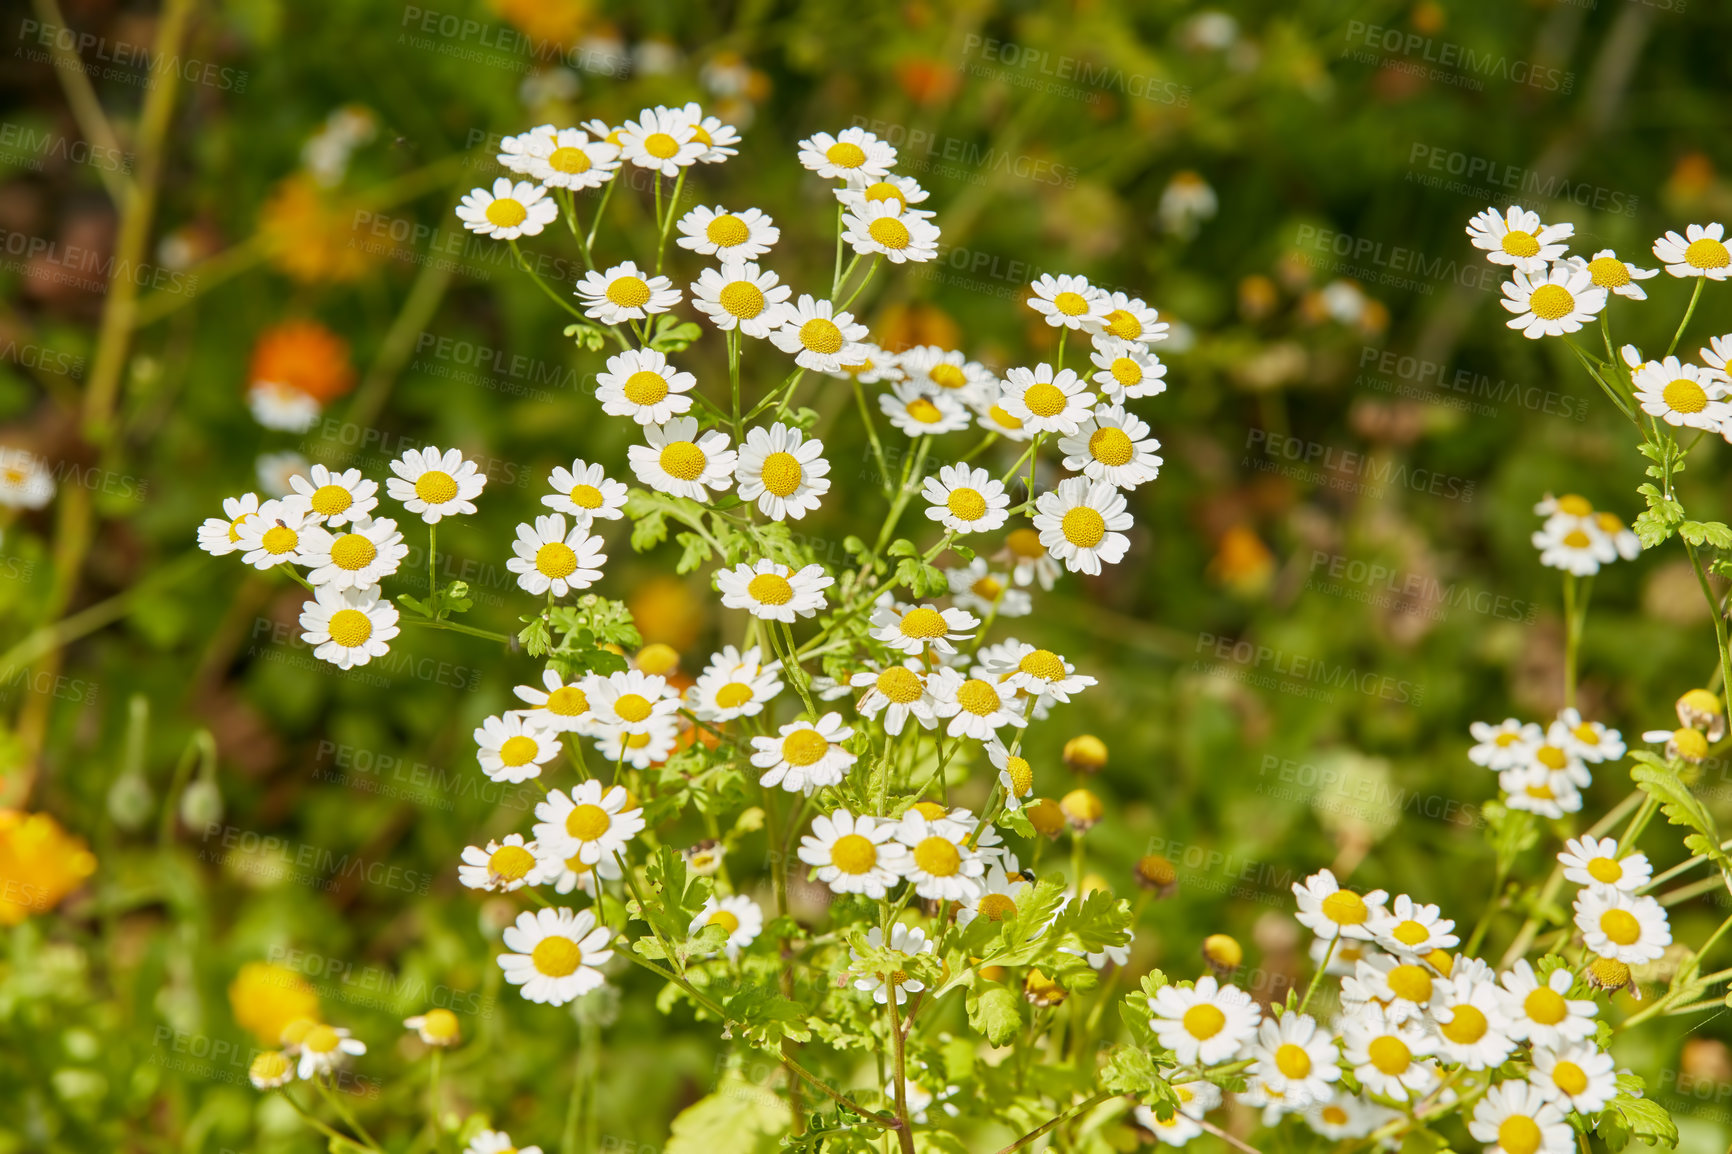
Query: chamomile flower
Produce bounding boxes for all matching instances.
[999,364,1094,436]
[1344,954,1442,1022]
[947,560,1032,619]
[575,261,681,325]
[927,667,1026,741]
[533,781,645,864]
[456,177,558,240]
[1531,519,1616,576]
[769,295,868,373]
[1094,292,1169,345]
[1339,1005,1439,1100]
[247,382,320,433]
[1058,403,1163,489]
[1089,339,1169,404]
[386,446,487,523]
[514,668,596,734]
[922,464,1009,534]
[458,834,549,892]
[1574,889,1671,964]
[831,342,904,383]
[474,713,560,784]
[1530,1043,1618,1114]
[617,106,704,175]
[1466,205,1574,270]
[1700,334,1732,383]
[1498,960,1597,1047]
[542,460,628,525]
[595,348,696,425]
[954,861,1031,927]
[590,717,676,771]
[689,894,762,961]
[979,641,1096,705]
[715,559,832,621]
[671,102,740,164]
[841,201,940,263]
[798,127,896,181]
[870,601,979,656]
[894,812,985,902]
[1468,719,1540,770]
[1133,1083,1218,1146]
[752,713,857,794]
[1468,1082,1571,1154]
[294,1025,366,1079]
[849,660,937,736]
[1292,868,1388,942]
[628,417,737,501]
[1653,222,1732,279]
[879,380,973,436]
[1033,476,1133,575]
[688,645,783,722]
[996,528,1063,590]
[284,465,377,526]
[1502,261,1606,338]
[850,923,931,1005]
[466,1131,543,1154]
[799,809,909,899]
[1304,1093,1393,1141]
[298,584,399,669]
[979,742,1033,810]
[676,205,779,260]
[834,173,932,218]
[899,346,994,404]
[519,128,621,190]
[499,906,613,1005]
[299,516,407,591]
[1150,975,1259,1065]
[536,846,622,898]
[971,382,1035,441]
[583,669,680,735]
[734,423,830,519]
[1027,273,1110,331]
[1369,894,1458,956]
[497,123,556,172]
[198,493,261,557]
[506,514,605,597]
[1631,356,1730,431]
[1571,249,1658,300]
[248,1051,295,1089]
[1431,972,1517,1069]
[1558,836,1650,894]
[1249,1012,1339,1106]
[237,500,315,568]
[690,262,791,337]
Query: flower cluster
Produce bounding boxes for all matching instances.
[1529,493,1641,576]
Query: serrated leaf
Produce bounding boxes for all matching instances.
[675,531,713,574]
[886,539,918,559]
[1596,1091,1678,1150]
[631,509,668,552]
[965,984,1022,1046]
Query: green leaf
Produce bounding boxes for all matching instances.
[649,317,704,353]
[1630,756,1728,875]
[886,538,918,559]
[563,321,608,352]
[395,593,431,618]
[631,508,668,552]
[1596,1089,1678,1151]
[965,984,1022,1046]
[517,616,551,657]
[1100,1043,1159,1096]
[675,531,713,575]
[664,1075,791,1154]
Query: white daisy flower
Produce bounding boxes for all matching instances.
[535,845,622,898]
[1468,718,1540,770]
[996,527,1063,590]
[1308,934,1382,977]
[0,448,55,508]
[970,387,1032,441]
[768,295,869,373]
[1033,476,1133,576]
[1570,249,1658,300]
[690,261,792,338]
[671,102,740,164]
[298,583,399,669]
[850,923,930,1005]
[978,641,1095,705]
[689,894,762,961]
[927,666,1026,741]
[299,515,407,591]
[255,450,310,498]
[1530,1043,1618,1114]
[879,380,973,437]
[506,513,606,597]
[518,127,621,190]
[849,660,936,736]
[575,261,681,326]
[1500,764,1583,820]
[842,200,940,264]
[1249,1011,1339,1107]
[197,493,261,557]
[734,423,830,519]
[237,499,315,569]
[834,172,932,218]
[1431,971,1517,1070]
[1498,960,1597,1048]
[799,809,909,899]
[715,559,832,621]
[1094,292,1169,345]
[1558,835,1650,893]
[283,465,377,527]
[947,561,1032,620]
[1501,261,1607,339]
[688,645,783,722]
[1292,868,1388,942]
[1699,334,1732,383]
[246,382,320,432]
[1150,975,1259,1065]
[797,127,896,181]
[474,713,560,783]
[594,348,696,425]
[617,106,704,175]
[499,906,613,1005]
[1653,221,1732,279]
[1530,519,1615,576]
[456,177,558,240]
[831,342,904,384]
[1339,1005,1439,1100]
[466,1130,544,1154]
[986,740,1035,809]
[1467,1081,1572,1154]
[583,669,681,735]
[591,715,680,770]
[676,205,779,260]
[458,834,550,892]
[532,780,645,864]
[497,123,557,172]
[628,417,737,501]
[294,1025,366,1080]
[1089,339,1169,404]
[1057,403,1162,489]
[899,345,995,405]
[542,459,628,525]
[893,811,985,902]
[386,446,487,523]
[751,713,856,794]
[869,601,979,656]
[953,861,1031,927]
[1631,355,1730,431]
[1343,955,1441,1022]
[921,464,1009,535]
[1574,888,1671,964]
[1466,205,1574,270]
[514,668,596,734]
[1133,1082,1219,1146]
[1027,273,1110,332]
[999,364,1095,436]
[1367,894,1457,957]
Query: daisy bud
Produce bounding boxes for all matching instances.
[248,1050,295,1089]
[1060,789,1103,831]
[1063,734,1108,774]
[404,1008,461,1047]
[1585,957,1636,998]
[1024,798,1066,839]
[278,1017,320,1053]
[1201,933,1242,973]
[1135,854,1178,897]
[636,643,681,677]
[683,840,727,876]
[1677,688,1727,740]
[1671,727,1710,763]
[1423,949,1454,978]
[179,778,224,830]
[1024,969,1067,1007]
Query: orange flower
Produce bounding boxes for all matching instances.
[0,810,97,924]
[259,174,381,285]
[249,321,355,404]
[1208,524,1275,595]
[489,0,589,47]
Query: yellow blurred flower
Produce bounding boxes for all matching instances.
[627,575,703,650]
[489,0,588,48]
[259,174,381,285]
[0,809,96,924]
[1207,525,1275,595]
[229,962,321,1047]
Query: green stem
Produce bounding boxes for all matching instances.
[855,379,893,496]
[312,1077,383,1152]
[399,617,512,643]
[1684,538,1732,700]
[1666,277,1706,357]
[886,987,919,1154]
[428,522,439,619]
[279,1088,380,1153]
[585,179,616,252]
[655,169,687,276]
[1298,935,1337,1015]
[989,1091,1114,1154]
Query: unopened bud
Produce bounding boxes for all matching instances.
[1063,734,1108,774]
[1202,934,1243,972]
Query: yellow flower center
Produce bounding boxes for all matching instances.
[876,666,924,704]
[1061,507,1107,548]
[1535,745,1567,770]
[978,893,1017,921]
[623,371,669,406]
[1663,378,1708,414]
[1321,1106,1349,1126]
[1586,256,1630,287]
[303,1025,341,1054]
[1676,728,1710,759]
[1523,986,1568,1025]
[929,363,967,390]
[1103,309,1141,340]
[971,575,1003,601]
[1004,756,1032,796]
[548,146,591,174]
[1182,1003,1226,1040]
[1573,723,1601,745]
[747,572,794,605]
[1387,964,1434,1003]
[643,133,679,160]
[326,608,372,647]
[606,276,652,309]
[1053,291,1090,316]
[1561,530,1591,549]
[1686,237,1731,270]
[659,441,707,481]
[1582,858,1622,886]
[1089,427,1135,467]
[707,909,741,933]
[489,843,536,880]
[1022,382,1067,418]
[1500,229,1541,258]
[1525,782,1557,801]
[1498,1116,1542,1154]
[613,693,652,723]
[956,678,1001,716]
[536,542,578,579]
[714,682,755,709]
[1391,919,1430,947]
[417,1008,460,1042]
[759,452,804,497]
[988,405,1024,429]
[330,533,376,571]
[567,484,603,510]
[690,124,712,145]
[1110,357,1143,386]
[1274,1043,1312,1079]
[261,526,299,555]
[1553,1060,1589,1096]
[566,804,610,840]
[227,513,252,542]
[719,281,765,318]
[781,729,830,766]
[1526,283,1575,320]
[531,935,583,977]
[498,735,540,766]
[546,686,588,715]
[251,1051,293,1082]
[825,141,867,168]
[1367,1035,1410,1076]
[830,833,878,874]
[310,484,352,515]
[906,398,942,423]
[1018,650,1065,682]
[1440,1004,1487,1044]
[1320,889,1369,926]
[868,217,911,250]
[485,198,528,228]
[863,181,905,206]
[914,835,961,877]
[799,318,844,355]
[415,470,458,505]
[1600,909,1641,946]
[706,214,750,247]
[947,487,987,521]
[898,607,948,639]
